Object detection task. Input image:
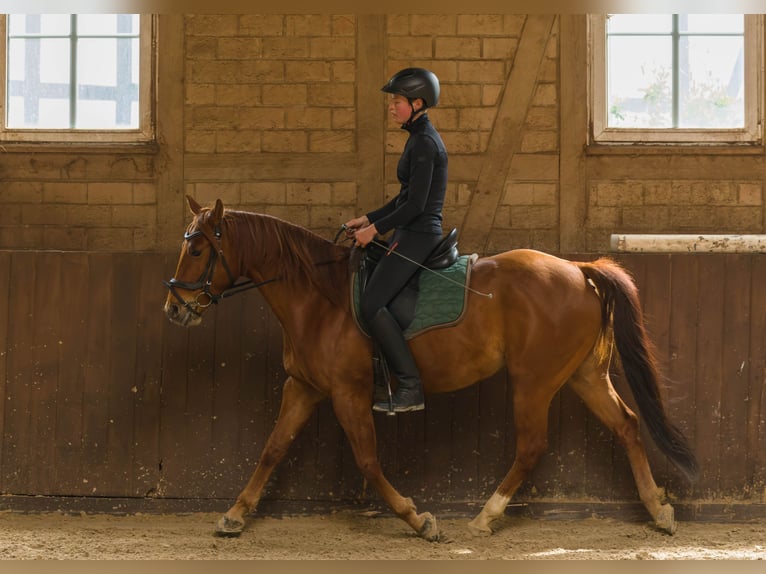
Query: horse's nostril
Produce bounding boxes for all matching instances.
[167,303,179,318]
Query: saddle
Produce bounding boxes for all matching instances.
[354,228,460,333]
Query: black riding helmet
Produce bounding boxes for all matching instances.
[381,67,440,109]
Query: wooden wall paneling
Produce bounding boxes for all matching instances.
[210,294,247,498]
[420,392,454,504]
[391,408,427,501]
[666,255,701,499]
[477,370,510,500]
[444,385,481,501]
[130,254,168,497]
[3,253,50,493]
[81,253,114,495]
[105,253,142,496]
[157,268,192,499]
[0,252,10,492]
[2,252,765,505]
[719,255,753,496]
[177,304,219,497]
[636,254,673,488]
[30,253,64,494]
[747,255,766,498]
[531,377,557,497]
[694,255,726,497]
[552,386,589,497]
[313,400,345,503]
[2,253,35,492]
[53,253,90,495]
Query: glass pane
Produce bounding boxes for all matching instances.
[7,38,27,82]
[40,39,70,83]
[78,39,117,86]
[8,14,71,36]
[607,14,672,34]
[78,14,139,36]
[607,36,673,128]
[76,38,139,128]
[681,14,743,34]
[6,38,71,128]
[76,100,117,129]
[679,36,744,128]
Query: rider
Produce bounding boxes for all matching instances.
[344,67,448,413]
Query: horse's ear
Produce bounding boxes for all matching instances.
[212,198,224,224]
[187,194,202,215]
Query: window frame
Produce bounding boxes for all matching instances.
[0,13,156,144]
[589,14,763,145]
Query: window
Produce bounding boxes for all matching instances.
[589,14,762,144]
[0,14,154,143]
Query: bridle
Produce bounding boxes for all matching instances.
[163,217,277,317]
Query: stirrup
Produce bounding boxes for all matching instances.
[372,390,425,415]
[372,401,425,414]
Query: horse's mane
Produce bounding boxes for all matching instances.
[216,209,351,309]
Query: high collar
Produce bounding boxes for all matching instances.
[401,112,429,132]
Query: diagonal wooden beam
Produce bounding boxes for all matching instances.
[460,14,556,255]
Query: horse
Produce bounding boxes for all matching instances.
[163,195,698,540]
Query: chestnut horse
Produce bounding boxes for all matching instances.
[164,196,698,540]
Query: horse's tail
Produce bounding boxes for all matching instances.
[577,257,700,482]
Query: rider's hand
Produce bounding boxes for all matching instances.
[343,215,369,236]
[353,224,378,248]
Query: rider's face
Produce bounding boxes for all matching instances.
[388,94,422,125]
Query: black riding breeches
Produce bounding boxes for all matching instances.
[359,228,442,326]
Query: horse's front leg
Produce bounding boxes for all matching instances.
[216,376,323,537]
[331,388,440,542]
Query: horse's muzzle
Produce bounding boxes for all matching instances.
[164,299,203,327]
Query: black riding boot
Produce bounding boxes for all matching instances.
[369,308,425,413]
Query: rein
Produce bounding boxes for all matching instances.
[165,216,346,316]
[164,217,276,317]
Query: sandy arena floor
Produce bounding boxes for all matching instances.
[0,509,764,560]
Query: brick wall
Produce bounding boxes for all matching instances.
[585,180,765,251]
[0,153,157,251]
[2,14,765,254]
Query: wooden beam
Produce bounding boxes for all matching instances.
[559,15,588,253]
[460,14,556,255]
[155,15,186,250]
[355,15,387,217]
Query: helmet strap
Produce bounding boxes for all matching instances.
[404,99,426,127]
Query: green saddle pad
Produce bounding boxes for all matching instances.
[352,254,476,340]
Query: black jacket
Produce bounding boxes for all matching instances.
[367,113,447,236]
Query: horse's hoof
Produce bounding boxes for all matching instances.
[467,517,493,538]
[215,515,245,537]
[654,504,676,535]
[417,513,440,542]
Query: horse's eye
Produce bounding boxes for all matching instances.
[187,243,203,257]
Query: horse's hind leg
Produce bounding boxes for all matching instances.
[468,381,557,537]
[216,376,323,536]
[331,389,440,542]
[567,352,677,534]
